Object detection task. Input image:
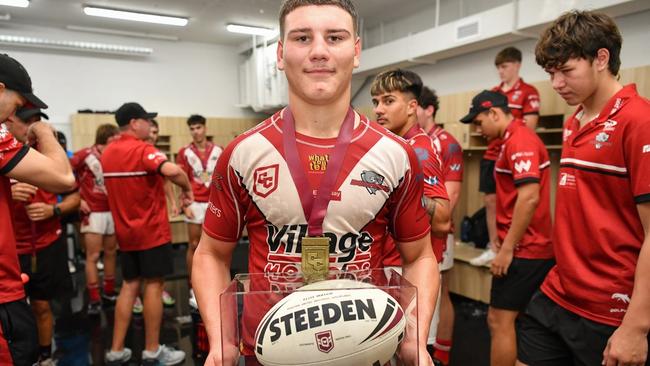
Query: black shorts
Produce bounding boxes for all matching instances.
[479,159,496,194]
[121,243,173,280]
[518,290,650,366]
[18,235,73,301]
[490,258,554,311]
[0,299,38,366]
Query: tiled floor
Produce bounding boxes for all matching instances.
[51,244,490,366]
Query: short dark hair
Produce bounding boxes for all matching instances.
[187,114,206,126]
[535,10,622,75]
[418,86,440,118]
[370,68,423,100]
[95,124,119,145]
[279,0,358,39]
[150,119,159,129]
[495,47,522,65]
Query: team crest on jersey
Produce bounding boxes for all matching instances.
[351,171,389,195]
[593,132,610,150]
[253,164,279,198]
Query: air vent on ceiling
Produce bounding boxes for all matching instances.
[456,20,480,41]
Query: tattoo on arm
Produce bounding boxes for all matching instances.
[423,196,437,217]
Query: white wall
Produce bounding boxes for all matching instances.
[353,9,650,108]
[0,23,261,142]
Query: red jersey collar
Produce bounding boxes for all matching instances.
[118,133,139,142]
[497,78,522,92]
[402,123,423,140]
[572,84,638,129]
[502,118,524,141]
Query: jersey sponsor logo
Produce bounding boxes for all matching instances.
[147,152,166,160]
[253,164,279,198]
[511,151,534,161]
[513,160,532,173]
[563,129,573,142]
[603,119,618,132]
[558,172,576,188]
[208,202,222,217]
[414,147,429,162]
[308,154,329,171]
[424,175,439,186]
[450,164,461,172]
[265,224,373,273]
[316,330,334,353]
[610,293,630,313]
[528,99,540,110]
[351,171,389,195]
[212,173,224,191]
[643,145,650,154]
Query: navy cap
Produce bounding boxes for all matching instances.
[115,102,157,126]
[459,90,508,123]
[0,54,48,109]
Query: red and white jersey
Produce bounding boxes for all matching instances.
[484,79,540,161]
[203,109,431,279]
[101,133,171,251]
[71,145,109,212]
[494,120,553,259]
[430,126,464,182]
[0,124,27,303]
[12,187,62,255]
[382,125,449,266]
[176,142,223,202]
[541,84,650,326]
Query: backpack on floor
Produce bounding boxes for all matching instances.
[460,206,489,249]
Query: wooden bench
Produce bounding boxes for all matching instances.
[448,242,492,304]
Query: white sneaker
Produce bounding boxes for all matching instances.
[142,344,185,366]
[189,289,198,310]
[105,348,132,364]
[469,248,496,266]
[97,259,104,271]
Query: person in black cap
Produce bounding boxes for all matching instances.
[460,90,554,366]
[101,102,192,365]
[6,107,78,366]
[0,53,75,366]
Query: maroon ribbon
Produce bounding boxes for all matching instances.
[281,107,355,236]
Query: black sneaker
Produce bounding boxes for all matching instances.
[102,292,118,304]
[87,302,102,316]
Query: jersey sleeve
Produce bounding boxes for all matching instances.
[505,133,542,186]
[523,87,541,115]
[624,110,650,203]
[0,125,29,175]
[388,145,432,243]
[140,144,168,173]
[442,134,464,182]
[415,137,448,200]
[202,148,247,242]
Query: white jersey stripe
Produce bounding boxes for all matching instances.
[104,171,148,177]
[560,158,627,173]
[495,167,512,174]
[539,161,551,169]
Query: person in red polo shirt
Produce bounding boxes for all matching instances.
[0,53,75,366]
[176,114,223,310]
[517,11,650,366]
[6,107,79,366]
[417,86,464,365]
[472,47,542,268]
[102,102,193,365]
[70,124,120,315]
[460,90,554,366]
[371,69,451,358]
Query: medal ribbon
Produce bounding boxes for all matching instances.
[282,107,355,237]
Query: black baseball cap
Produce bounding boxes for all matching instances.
[16,107,49,122]
[115,102,157,126]
[0,54,48,109]
[459,90,508,123]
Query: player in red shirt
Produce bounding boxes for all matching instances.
[461,90,554,366]
[193,2,440,365]
[70,124,120,315]
[0,53,75,366]
[176,114,223,310]
[6,108,80,365]
[417,86,463,365]
[517,11,650,366]
[472,47,542,268]
[102,103,193,365]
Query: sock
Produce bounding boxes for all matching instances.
[88,283,100,303]
[433,338,452,365]
[103,276,115,295]
[39,344,51,360]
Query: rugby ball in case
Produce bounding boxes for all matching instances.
[254,279,406,366]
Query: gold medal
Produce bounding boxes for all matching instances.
[200,171,210,183]
[301,237,330,283]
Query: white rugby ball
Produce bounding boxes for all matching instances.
[254,279,406,366]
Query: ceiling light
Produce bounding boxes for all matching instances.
[0,0,28,8]
[226,24,278,38]
[0,34,153,56]
[83,6,188,27]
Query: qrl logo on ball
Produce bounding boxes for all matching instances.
[254,164,279,198]
[316,330,334,353]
